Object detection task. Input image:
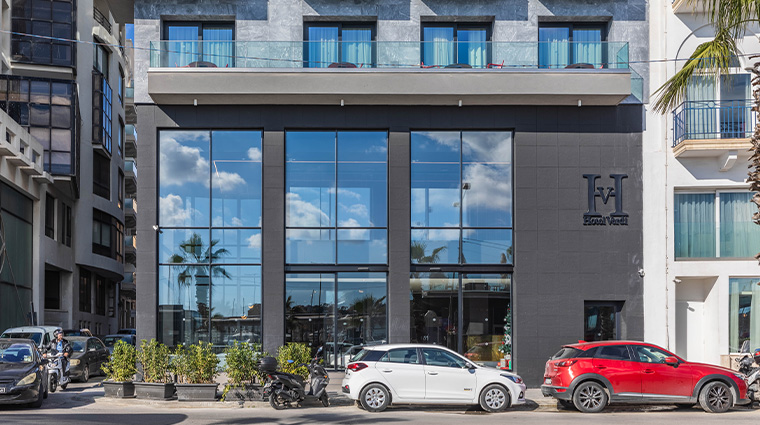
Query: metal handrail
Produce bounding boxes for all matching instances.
[672,99,755,146]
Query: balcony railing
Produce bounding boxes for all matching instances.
[125,159,137,178]
[125,87,134,99]
[149,40,631,70]
[125,197,137,213]
[94,8,112,35]
[672,100,756,146]
[125,124,136,139]
[125,235,136,249]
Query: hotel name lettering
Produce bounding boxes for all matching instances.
[582,174,629,226]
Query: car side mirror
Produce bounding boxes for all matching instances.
[466,362,476,370]
[664,356,679,366]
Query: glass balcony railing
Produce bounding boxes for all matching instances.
[672,100,755,146]
[149,40,631,70]
[125,159,137,177]
[125,235,136,249]
[125,87,134,99]
[125,124,136,139]
[125,197,137,213]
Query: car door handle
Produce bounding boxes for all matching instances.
[595,365,606,369]
[643,369,655,374]
[381,369,393,373]
[427,371,438,375]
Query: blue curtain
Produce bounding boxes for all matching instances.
[719,74,751,138]
[573,28,602,67]
[342,28,372,67]
[203,27,234,67]
[538,27,569,69]
[308,27,338,68]
[686,76,717,139]
[457,29,487,68]
[167,26,199,67]
[674,193,716,258]
[423,27,454,67]
[720,192,760,257]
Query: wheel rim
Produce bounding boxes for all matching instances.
[578,385,603,410]
[84,366,89,381]
[364,388,386,408]
[484,388,506,409]
[707,385,730,410]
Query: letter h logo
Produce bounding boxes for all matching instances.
[583,174,628,218]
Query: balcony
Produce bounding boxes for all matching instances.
[125,124,136,158]
[125,86,136,125]
[125,235,136,266]
[125,197,136,229]
[148,41,638,106]
[672,100,755,169]
[124,159,137,194]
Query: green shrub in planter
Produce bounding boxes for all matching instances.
[276,343,311,381]
[136,339,171,383]
[172,341,219,384]
[101,340,137,382]
[221,342,267,401]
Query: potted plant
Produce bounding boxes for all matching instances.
[101,340,137,398]
[172,341,220,401]
[221,342,267,402]
[276,343,312,381]
[134,339,174,399]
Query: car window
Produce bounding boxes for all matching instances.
[71,340,86,352]
[380,349,420,364]
[44,333,51,345]
[634,345,672,363]
[1,332,43,345]
[0,342,34,363]
[93,340,105,350]
[594,345,631,361]
[422,348,467,368]
[552,347,583,359]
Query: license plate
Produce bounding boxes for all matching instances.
[544,378,552,385]
[0,387,6,393]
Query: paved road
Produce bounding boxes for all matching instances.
[1,377,758,424]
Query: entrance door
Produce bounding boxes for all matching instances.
[676,300,704,362]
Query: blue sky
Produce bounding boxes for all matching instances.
[126,24,134,42]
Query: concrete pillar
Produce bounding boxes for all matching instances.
[387,131,411,343]
[262,131,285,354]
[135,106,157,343]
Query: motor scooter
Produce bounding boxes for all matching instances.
[736,341,760,405]
[261,346,330,409]
[46,352,70,393]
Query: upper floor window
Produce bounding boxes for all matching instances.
[92,208,123,262]
[538,22,607,68]
[422,23,490,68]
[674,191,760,258]
[304,23,374,68]
[11,0,76,66]
[163,21,234,68]
[93,152,110,199]
[45,193,55,239]
[118,66,124,104]
[679,74,752,140]
[94,44,109,78]
[92,72,112,153]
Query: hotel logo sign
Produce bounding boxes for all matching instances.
[583,174,629,226]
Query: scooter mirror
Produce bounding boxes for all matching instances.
[317,346,323,355]
[740,340,750,354]
[287,359,295,363]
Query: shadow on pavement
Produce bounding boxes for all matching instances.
[0,413,188,425]
[211,412,412,425]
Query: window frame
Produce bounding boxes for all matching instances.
[92,151,110,199]
[420,22,492,68]
[303,22,377,68]
[11,0,77,67]
[583,301,623,342]
[537,21,609,68]
[45,193,55,239]
[161,20,236,67]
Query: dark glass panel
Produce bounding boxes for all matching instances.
[11,40,32,61]
[9,79,29,102]
[411,229,459,264]
[462,274,510,367]
[12,0,32,18]
[30,127,50,149]
[32,42,51,63]
[50,129,69,150]
[335,272,387,368]
[29,103,50,126]
[410,272,458,351]
[210,266,262,350]
[286,274,336,364]
[158,265,210,348]
[51,82,71,105]
[49,151,70,174]
[30,80,49,104]
[51,105,70,128]
[32,20,51,37]
[52,1,71,23]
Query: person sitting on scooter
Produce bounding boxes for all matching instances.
[44,330,73,378]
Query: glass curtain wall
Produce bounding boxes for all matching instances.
[729,278,760,353]
[158,130,262,350]
[411,131,513,265]
[286,273,387,369]
[285,131,387,264]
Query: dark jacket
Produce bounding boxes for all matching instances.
[46,338,73,357]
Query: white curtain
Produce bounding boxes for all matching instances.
[686,77,717,139]
[719,192,760,257]
[674,193,716,258]
[423,27,454,67]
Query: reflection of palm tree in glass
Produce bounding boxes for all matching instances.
[347,294,387,343]
[168,233,231,328]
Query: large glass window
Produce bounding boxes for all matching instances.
[539,23,606,69]
[92,209,123,262]
[163,22,234,68]
[286,131,387,264]
[422,24,489,68]
[674,191,760,258]
[730,277,760,353]
[93,72,112,153]
[286,272,387,369]
[158,130,262,350]
[0,183,33,332]
[11,0,75,66]
[683,74,752,140]
[410,272,511,367]
[411,132,512,265]
[305,23,374,68]
[584,301,623,341]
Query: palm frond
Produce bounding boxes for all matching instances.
[691,0,759,40]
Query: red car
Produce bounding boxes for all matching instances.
[541,340,750,413]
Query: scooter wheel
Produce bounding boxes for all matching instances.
[61,383,68,390]
[320,394,329,407]
[48,376,57,393]
[269,393,287,410]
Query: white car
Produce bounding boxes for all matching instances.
[341,344,527,412]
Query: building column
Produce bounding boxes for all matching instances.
[136,106,157,343]
[387,131,411,343]
[262,131,285,354]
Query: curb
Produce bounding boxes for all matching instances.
[78,391,355,410]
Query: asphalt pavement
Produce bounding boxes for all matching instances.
[0,376,758,424]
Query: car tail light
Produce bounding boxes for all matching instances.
[347,362,368,372]
[556,360,577,367]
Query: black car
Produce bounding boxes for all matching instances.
[62,329,93,337]
[68,337,109,382]
[0,339,46,408]
[102,334,136,355]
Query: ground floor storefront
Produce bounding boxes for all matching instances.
[137,103,645,383]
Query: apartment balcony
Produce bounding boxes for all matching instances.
[125,123,137,158]
[125,235,136,266]
[125,197,136,229]
[672,100,755,169]
[148,41,640,106]
[125,86,136,125]
[0,110,53,184]
[121,271,135,293]
[124,159,137,194]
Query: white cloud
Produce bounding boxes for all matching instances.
[286,192,330,227]
[247,233,261,249]
[462,163,512,214]
[247,147,262,161]
[338,218,369,240]
[160,134,246,190]
[159,194,200,226]
[212,216,244,227]
[328,188,361,200]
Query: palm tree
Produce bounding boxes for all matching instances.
[168,233,232,312]
[653,1,760,262]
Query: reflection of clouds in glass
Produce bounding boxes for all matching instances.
[328,188,361,199]
[160,194,200,226]
[340,203,370,226]
[286,192,329,227]
[463,132,512,163]
[160,135,245,189]
[411,188,459,226]
[213,216,243,227]
[247,233,261,249]
[365,144,387,154]
[462,163,511,211]
[247,147,262,161]
[416,131,460,151]
[338,218,369,239]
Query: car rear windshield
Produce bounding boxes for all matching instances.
[103,336,131,346]
[552,347,584,360]
[1,332,42,345]
[351,349,384,362]
[71,341,87,352]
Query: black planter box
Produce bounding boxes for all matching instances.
[175,383,218,401]
[102,381,135,398]
[224,383,261,402]
[134,382,176,400]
